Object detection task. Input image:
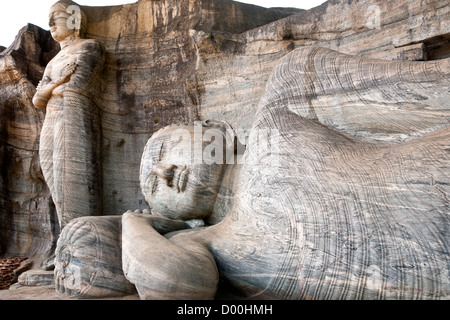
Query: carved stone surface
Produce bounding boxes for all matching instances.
[18,270,54,287]
[54,211,197,298]
[139,121,238,222]
[77,0,295,217]
[122,211,219,300]
[121,46,449,300]
[0,0,449,300]
[213,46,449,299]
[0,0,294,262]
[189,0,450,142]
[33,1,105,229]
[54,216,136,298]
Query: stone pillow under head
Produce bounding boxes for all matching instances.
[54,216,136,299]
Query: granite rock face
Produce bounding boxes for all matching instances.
[79,0,298,217]
[0,24,59,260]
[0,0,449,299]
[67,0,449,219]
[191,0,450,142]
[0,0,294,260]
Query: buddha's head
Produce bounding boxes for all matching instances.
[140,121,235,221]
[49,0,87,43]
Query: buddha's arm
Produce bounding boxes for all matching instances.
[262,47,450,140]
[32,63,77,109]
[63,41,105,94]
[121,211,219,300]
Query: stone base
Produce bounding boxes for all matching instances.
[18,270,55,287]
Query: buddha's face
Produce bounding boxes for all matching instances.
[48,5,75,43]
[140,125,227,221]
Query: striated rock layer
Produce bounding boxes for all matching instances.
[191,0,450,142]
[79,0,297,217]
[0,24,59,259]
[0,0,449,277]
[216,46,449,299]
[78,0,449,218]
[0,0,293,259]
[117,46,449,300]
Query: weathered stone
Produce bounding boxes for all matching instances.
[33,1,105,230]
[76,0,296,217]
[0,283,139,300]
[0,0,293,270]
[0,24,59,261]
[54,215,137,299]
[362,43,428,61]
[122,211,219,300]
[18,270,54,287]
[191,0,450,142]
[139,121,237,222]
[53,212,194,298]
[121,46,449,300]
[0,0,449,300]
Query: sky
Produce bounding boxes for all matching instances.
[0,0,326,48]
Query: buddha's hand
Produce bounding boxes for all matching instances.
[57,62,78,85]
[123,209,191,235]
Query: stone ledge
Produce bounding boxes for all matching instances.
[18,270,55,287]
[362,43,428,61]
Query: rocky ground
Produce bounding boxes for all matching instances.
[0,284,139,300]
[0,256,138,300]
[0,284,69,300]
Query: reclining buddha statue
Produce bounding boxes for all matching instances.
[54,46,449,300]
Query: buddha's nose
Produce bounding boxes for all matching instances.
[151,164,177,186]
